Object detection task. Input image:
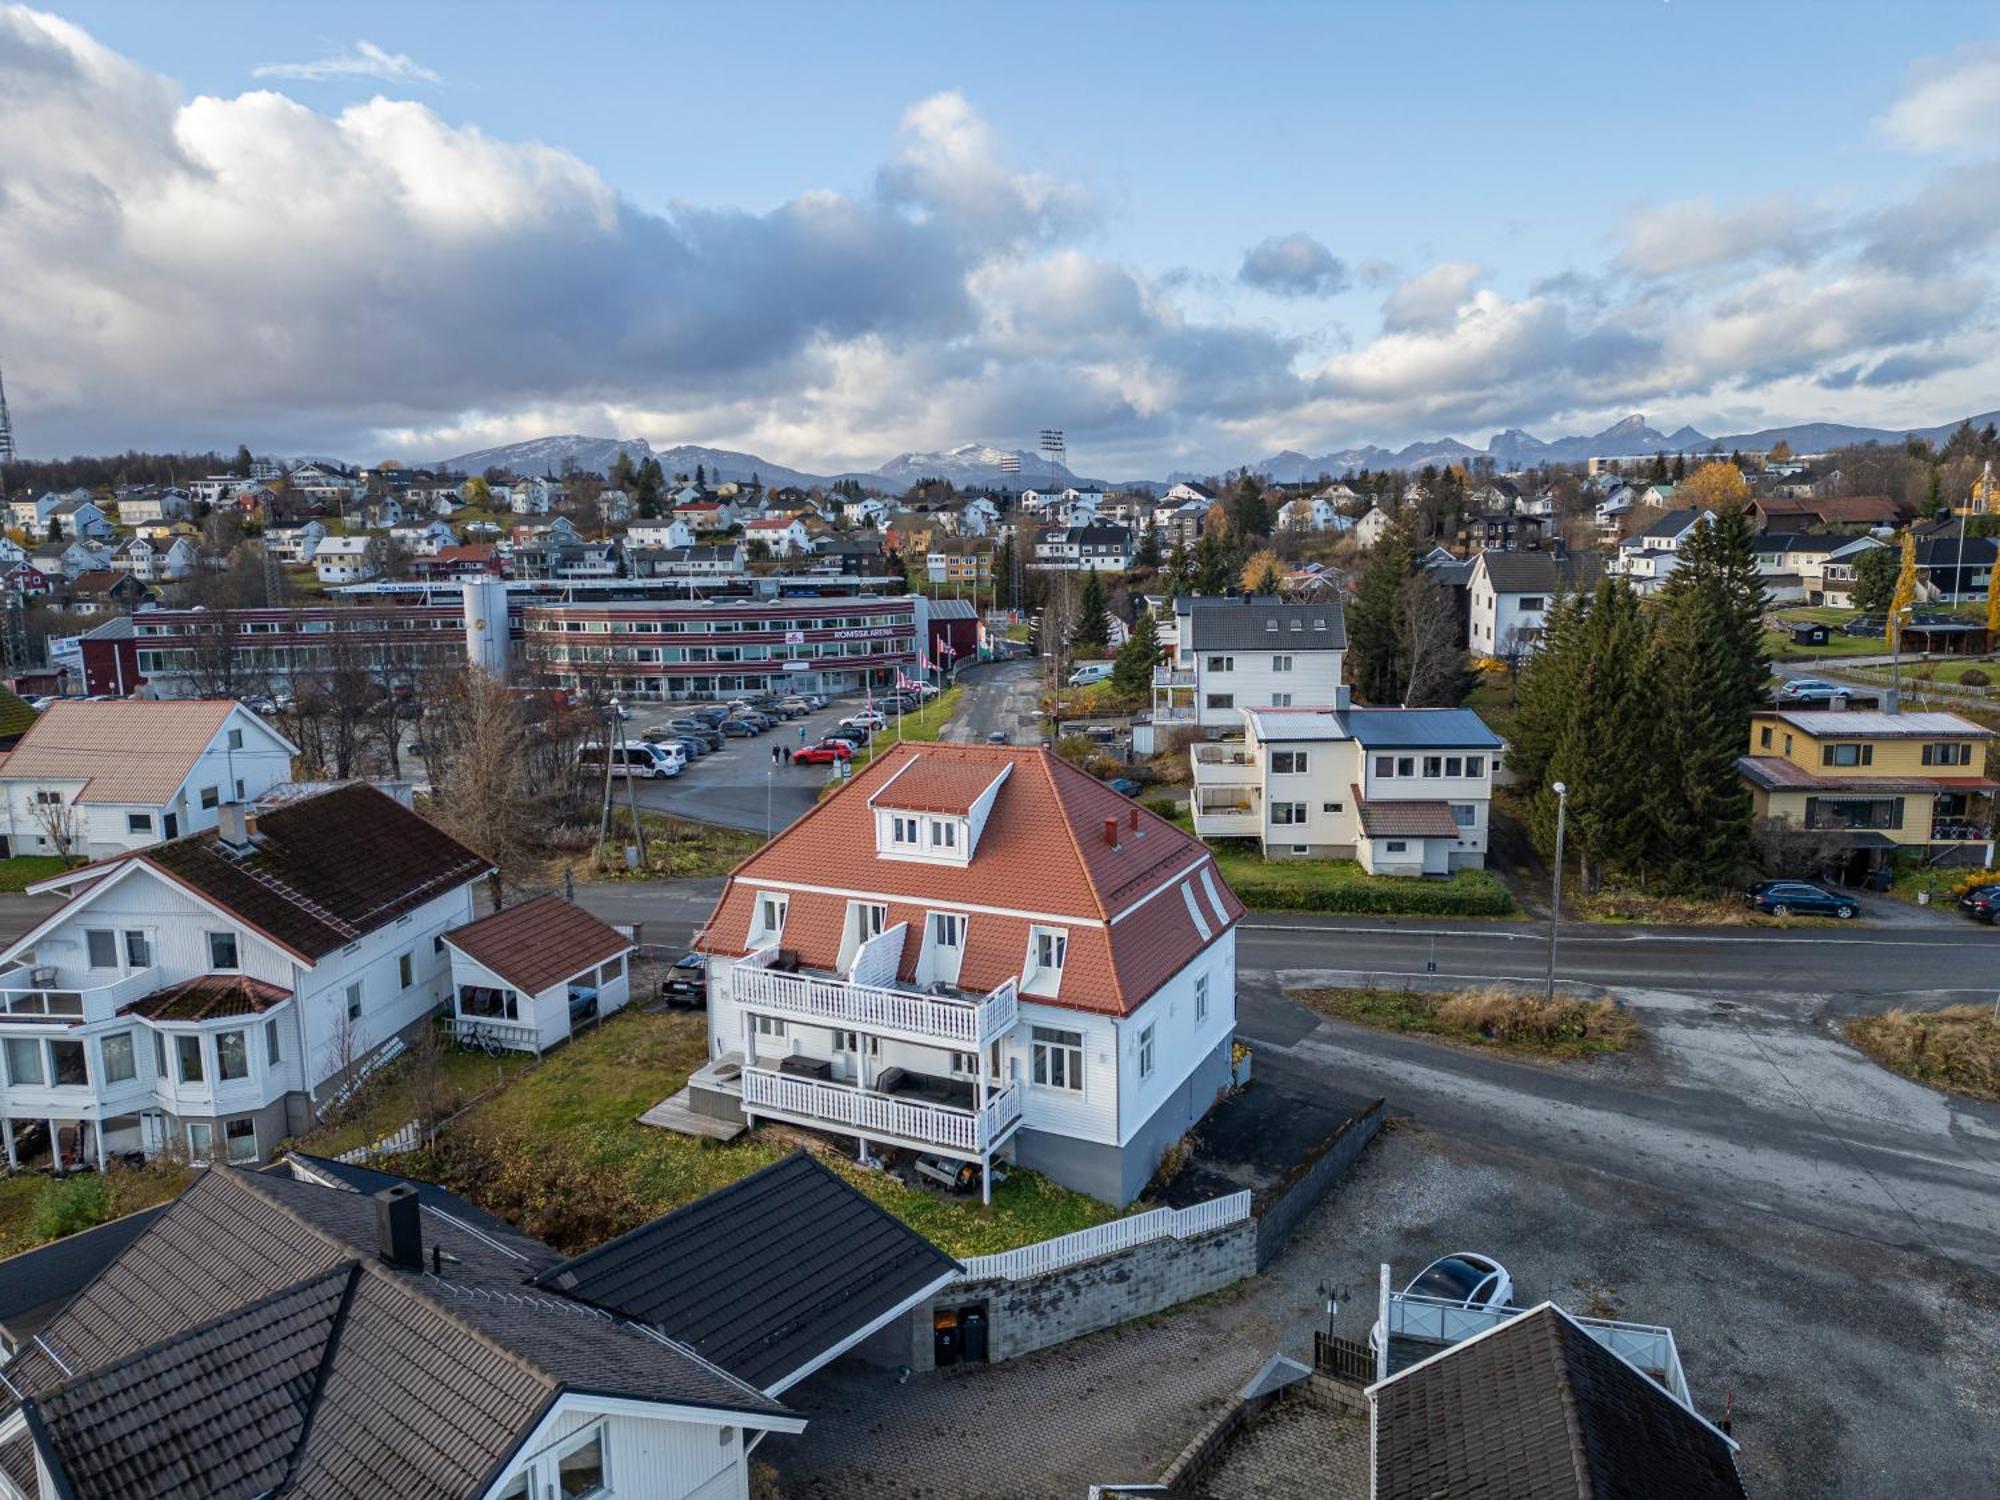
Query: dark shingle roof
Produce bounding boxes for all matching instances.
[0,1206,170,1349]
[1630,507,1707,543]
[1177,595,1348,651]
[1476,549,1603,595]
[443,894,631,997]
[1341,708,1502,750]
[533,1151,960,1391]
[121,974,292,1022]
[279,1152,534,1246]
[1353,795,1462,839]
[139,784,492,962]
[1372,1304,1744,1500]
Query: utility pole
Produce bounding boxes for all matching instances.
[1546,781,1568,1002]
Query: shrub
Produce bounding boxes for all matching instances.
[1145,797,1179,822]
[1228,878,1514,918]
[1433,986,1637,1050]
[31,1172,112,1241]
[1957,668,1990,687]
[1845,1007,2000,1102]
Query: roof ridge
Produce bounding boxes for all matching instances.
[271,1264,363,1497]
[1038,749,1108,921]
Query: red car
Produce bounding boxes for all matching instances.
[792,741,855,765]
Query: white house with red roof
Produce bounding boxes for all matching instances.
[691,742,1243,1206]
[745,515,810,557]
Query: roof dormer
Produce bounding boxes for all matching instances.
[867,752,1011,866]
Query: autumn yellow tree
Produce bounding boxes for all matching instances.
[1886,530,1918,648]
[1240,548,1283,594]
[1986,557,2000,639]
[1681,460,1750,512]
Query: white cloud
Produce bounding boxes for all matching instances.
[1380,263,1484,333]
[252,40,442,86]
[1879,42,2000,152]
[1617,194,1824,277]
[1238,234,1349,298]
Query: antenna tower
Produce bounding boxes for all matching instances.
[0,354,16,500]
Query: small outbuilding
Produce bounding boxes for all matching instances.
[1788,621,1830,647]
[441,893,634,1052]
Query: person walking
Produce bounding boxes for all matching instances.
[770,744,781,767]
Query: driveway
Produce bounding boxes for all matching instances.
[941,657,1043,744]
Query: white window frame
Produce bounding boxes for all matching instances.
[1195,972,1209,1023]
[928,818,958,850]
[749,891,789,948]
[929,912,965,949]
[1138,1023,1155,1080]
[207,931,240,970]
[1271,750,1308,775]
[1027,925,1068,991]
[1031,1024,1084,1093]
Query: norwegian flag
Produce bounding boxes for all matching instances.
[935,635,957,660]
[916,648,931,672]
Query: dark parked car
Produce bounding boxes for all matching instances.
[715,717,757,738]
[1744,880,1858,919]
[663,719,726,750]
[660,953,708,1008]
[823,726,870,746]
[1844,615,1886,637]
[1956,884,2000,923]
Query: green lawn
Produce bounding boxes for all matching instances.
[0,855,75,892]
[397,1005,1124,1258]
[0,1161,193,1259]
[1762,627,1889,661]
[1842,658,1998,689]
[1168,812,1514,916]
[293,1032,539,1159]
[845,685,965,772]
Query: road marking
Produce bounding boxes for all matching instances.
[1237,921,1983,950]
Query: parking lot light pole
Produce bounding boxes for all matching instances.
[1546,781,1568,1003]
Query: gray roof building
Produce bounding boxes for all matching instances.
[1175,594,1348,651]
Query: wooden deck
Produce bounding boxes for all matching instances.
[638,1086,748,1141]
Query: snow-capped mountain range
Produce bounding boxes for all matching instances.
[423,405,2000,493]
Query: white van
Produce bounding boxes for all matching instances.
[579,741,682,779]
[1067,662,1114,687]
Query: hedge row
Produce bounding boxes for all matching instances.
[1228,877,1515,918]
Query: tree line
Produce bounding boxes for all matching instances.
[1507,506,1770,894]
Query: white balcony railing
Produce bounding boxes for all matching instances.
[732,966,1018,1049]
[1191,744,1260,787]
[1384,1293,1690,1409]
[0,966,163,1027]
[742,1067,1022,1158]
[1152,705,1200,724]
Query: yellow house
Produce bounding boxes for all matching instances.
[1739,708,1995,872]
[1957,461,1999,518]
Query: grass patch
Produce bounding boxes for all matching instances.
[564,813,764,882]
[293,1031,539,1159]
[0,855,75,892]
[1173,813,1514,916]
[1295,984,1638,1058]
[1843,658,1999,690]
[1575,889,1848,927]
[399,1005,1123,1258]
[1762,627,1889,661]
[842,685,965,774]
[0,1159,194,1259]
[1844,1006,2000,1102]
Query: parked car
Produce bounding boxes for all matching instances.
[1105,777,1142,797]
[714,717,757,738]
[662,734,709,761]
[1401,1252,1514,1310]
[840,711,886,730]
[730,712,773,732]
[1956,884,2000,923]
[1844,615,1886,637]
[823,726,871,746]
[793,740,855,765]
[1778,677,1843,700]
[660,953,708,1008]
[1744,879,1857,918]
[1067,662,1114,687]
[690,705,731,725]
[661,719,726,750]
[986,730,1008,744]
[577,742,681,779]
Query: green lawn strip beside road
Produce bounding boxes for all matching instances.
[1161,807,1514,917]
[0,855,76,892]
[843,684,965,773]
[1293,985,1637,1059]
[395,1005,1124,1258]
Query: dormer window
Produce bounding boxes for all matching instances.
[891,815,920,846]
[929,819,957,851]
[1025,925,1068,996]
[748,892,788,948]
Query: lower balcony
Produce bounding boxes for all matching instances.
[741,1064,1022,1162]
[1191,790,1260,837]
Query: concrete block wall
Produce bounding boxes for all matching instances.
[916,1219,1257,1371]
[1254,1098,1385,1269]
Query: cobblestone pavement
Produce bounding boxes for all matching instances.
[1193,1394,1369,1500]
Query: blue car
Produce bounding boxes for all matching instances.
[1744,880,1857,919]
[1106,777,1142,797]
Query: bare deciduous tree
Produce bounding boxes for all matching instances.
[29,792,83,864]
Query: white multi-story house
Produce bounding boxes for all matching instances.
[1162,480,1218,506]
[387,519,459,556]
[185,475,247,505]
[106,535,198,583]
[1031,523,1132,572]
[313,535,377,584]
[1275,495,1353,533]
[1609,508,1714,595]
[114,489,191,526]
[263,519,328,563]
[0,785,490,1172]
[746,516,810,556]
[1151,595,1347,734]
[0,700,297,860]
[624,518,697,551]
[285,463,360,508]
[1354,506,1396,548]
[1465,548,1603,660]
[1190,703,1500,874]
[690,742,1245,1207]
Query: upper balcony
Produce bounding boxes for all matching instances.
[732,956,1019,1050]
[1379,1291,1690,1409]
[1152,666,1196,688]
[1192,741,1260,787]
[0,966,162,1029]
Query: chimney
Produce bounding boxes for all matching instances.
[216,801,251,851]
[1102,816,1119,848]
[375,1183,423,1270]
[1129,807,1140,832]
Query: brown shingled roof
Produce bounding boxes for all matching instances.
[122,974,292,1022]
[443,894,631,996]
[1353,789,1462,839]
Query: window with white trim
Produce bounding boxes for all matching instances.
[265,1018,283,1066]
[852,902,888,945]
[216,1030,248,1082]
[1374,755,1396,777]
[749,892,788,947]
[1195,972,1209,1023]
[1026,926,1068,992]
[125,931,150,968]
[555,1424,608,1499]
[930,912,965,948]
[1451,804,1477,827]
[891,814,920,845]
[1272,802,1307,825]
[207,931,239,970]
[345,982,362,1021]
[102,1030,136,1084]
[85,929,117,969]
[1272,654,1293,672]
[224,1117,257,1164]
[1032,1025,1083,1091]
[1385,840,1408,853]
[1138,1024,1155,1080]
[1271,750,1308,774]
[1465,756,1485,778]
[929,818,957,850]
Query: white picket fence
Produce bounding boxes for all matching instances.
[336,1118,423,1165]
[959,1190,1252,1282]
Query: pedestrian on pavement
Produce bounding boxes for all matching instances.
[770,744,780,767]
[782,746,793,765]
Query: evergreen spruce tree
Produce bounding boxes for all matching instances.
[1191,531,1233,595]
[1506,590,1587,794]
[1133,522,1161,570]
[1071,570,1111,651]
[1348,521,1414,704]
[1112,608,1161,695]
[1542,581,1659,892]
[1164,539,1192,595]
[1228,475,1268,538]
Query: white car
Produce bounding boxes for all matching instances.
[1778,678,1841,700]
[1067,663,1113,687]
[1402,1252,1513,1310]
[841,711,886,730]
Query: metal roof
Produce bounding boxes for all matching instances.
[1340,708,1503,749]
[1766,709,1994,738]
[1175,595,1347,651]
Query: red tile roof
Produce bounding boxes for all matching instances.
[1353,789,1462,839]
[697,743,1243,1017]
[444,894,632,996]
[869,756,1008,815]
[122,974,292,1022]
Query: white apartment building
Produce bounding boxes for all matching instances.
[313,536,377,584]
[1151,595,1347,734]
[0,701,296,859]
[691,742,1244,1207]
[1465,548,1603,660]
[1608,508,1715,595]
[1190,705,1501,874]
[0,785,489,1171]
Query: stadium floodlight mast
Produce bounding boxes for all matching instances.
[1039,428,1065,489]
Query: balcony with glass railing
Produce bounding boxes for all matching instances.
[0,966,162,1028]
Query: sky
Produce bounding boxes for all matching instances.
[4,0,2000,477]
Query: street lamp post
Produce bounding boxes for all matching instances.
[1546,781,1568,1002]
